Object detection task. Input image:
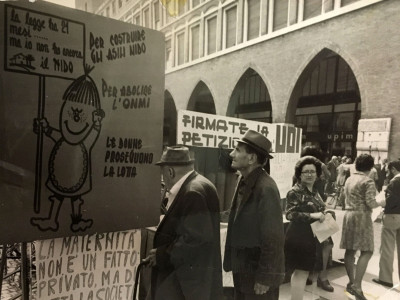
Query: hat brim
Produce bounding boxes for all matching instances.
[155,159,195,166]
[238,140,274,159]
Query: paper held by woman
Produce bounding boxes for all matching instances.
[310,213,340,243]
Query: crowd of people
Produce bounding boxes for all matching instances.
[142,131,399,300]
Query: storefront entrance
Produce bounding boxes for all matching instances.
[294,50,361,161]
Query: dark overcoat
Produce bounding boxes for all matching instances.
[223,167,285,296]
[151,171,222,300]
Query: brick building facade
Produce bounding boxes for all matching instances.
[76,0,400,206]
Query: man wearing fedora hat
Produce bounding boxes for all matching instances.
[145,146,222,300]
[224,130,285,300]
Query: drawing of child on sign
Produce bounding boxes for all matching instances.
[31,66,105,232]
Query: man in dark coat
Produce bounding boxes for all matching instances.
[224,130,285,300]
[145,146,222,300]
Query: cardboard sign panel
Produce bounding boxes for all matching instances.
[0,1,164,243]
[177,110,302,196]
[35,230,141,300]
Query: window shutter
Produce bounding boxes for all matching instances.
[207,17,217,54]
[192,0,200,8]
[165,39,172,69]
[143,9,149,27]
[226,6,237,48]
[191,25,200,60]
[248,0,260,40]
[273,0,288,31]
[177,33,185,65]
[341,0,360,7]
[304,0,322,20]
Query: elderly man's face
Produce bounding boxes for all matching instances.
[230,143,252,171]
[161,166,174,190]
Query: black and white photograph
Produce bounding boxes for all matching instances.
[0,0,399,299]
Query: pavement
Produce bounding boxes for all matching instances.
[277,203,400,300]
[1,203,399,299]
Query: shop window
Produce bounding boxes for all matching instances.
[307,115,319,132]
[247,0,260,40]
[229,69,272,123]
[188,81,216,114]
[332,141,353,157]
[303,78,311,96]
[337,58,349,92]
[318,59,327,94]
[206,16,217,54]
[325,57,336,93]
[225,6,237,48]
[310,67,319,96]
[296,51,360,158]
[318,113,333,132]
[296,115,307,132]
[302,55,359,97]
[296,113,332,133]
[334,112,354,131]
[190,24,200,60]
[106,7,110,17]
[347,71,357,91]
[238,110,271,123]
[176,32,185,65]
[164,91,177,147]
[273,0,289,31]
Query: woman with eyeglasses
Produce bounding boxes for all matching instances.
[340,154,384,300]
[285,156,335,300]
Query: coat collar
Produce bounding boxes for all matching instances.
[292,183,318,195]
[157,170,197,229]
[233,167,264,219]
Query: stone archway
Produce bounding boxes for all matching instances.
[227,68,272,123]
[163,90,177,147]
[287,49,361,159]
[187,81,216,114]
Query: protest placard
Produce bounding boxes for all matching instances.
[35,230,141,300]
[0,1,164,243]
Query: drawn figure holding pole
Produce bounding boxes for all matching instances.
[31,65,105,232]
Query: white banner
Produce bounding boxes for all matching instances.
[177,110,302,196]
